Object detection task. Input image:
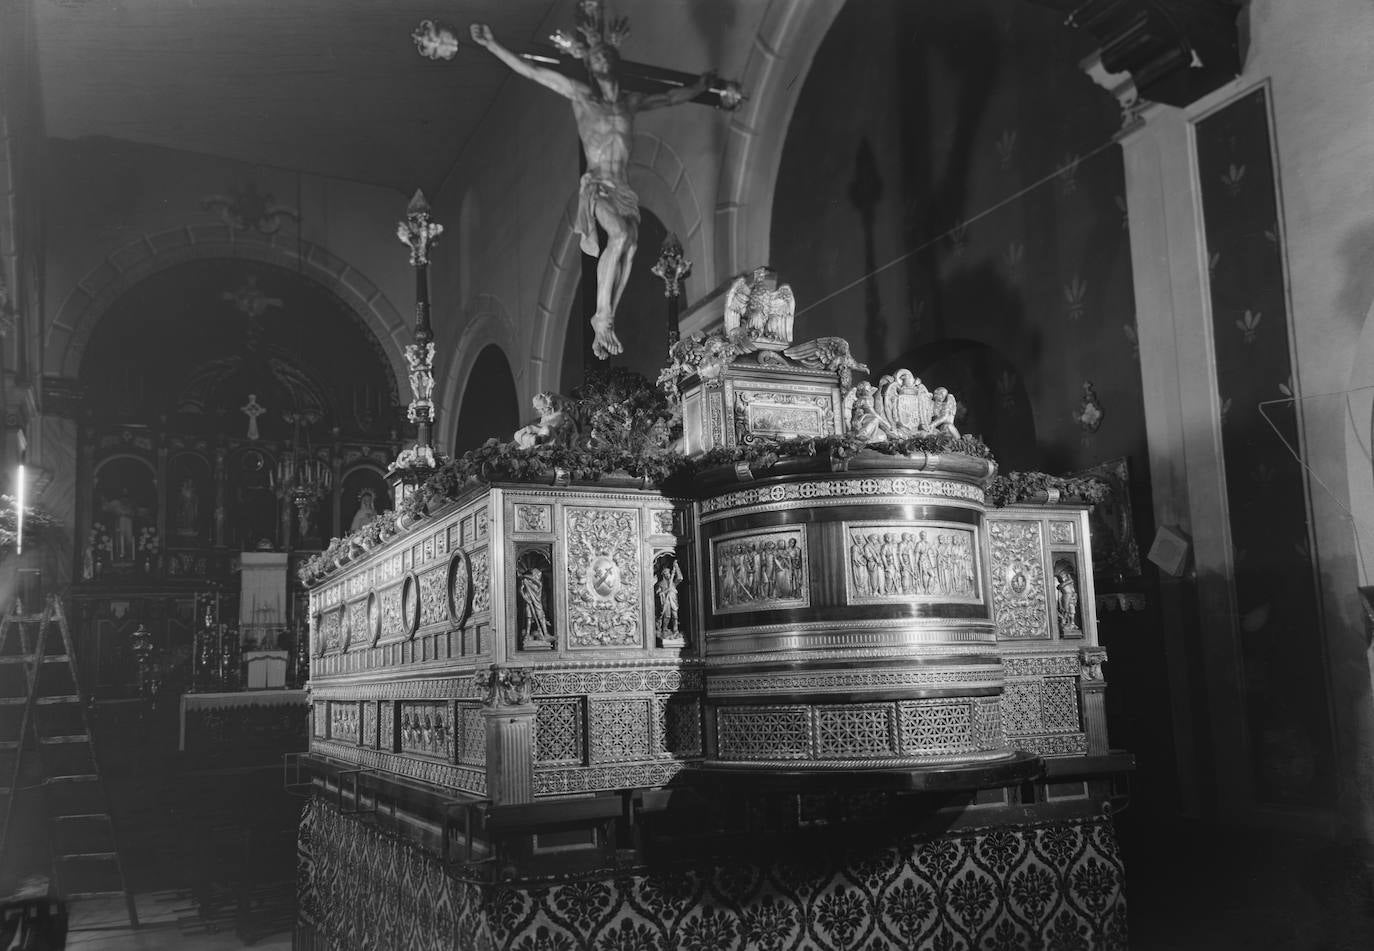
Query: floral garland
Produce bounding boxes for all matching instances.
[297,374,1105,585]
[984,471,1112,508]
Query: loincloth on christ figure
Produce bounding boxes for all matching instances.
[575,173,640,258]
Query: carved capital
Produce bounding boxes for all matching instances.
[1079,645,1108,682]
[476,664,535,708]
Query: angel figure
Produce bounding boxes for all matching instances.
[931,387,960,437]
[723,266,795,348]
[847,382,896,445]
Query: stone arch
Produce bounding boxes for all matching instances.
[46,226,409,392]
[451,344,521,455]
[439,294,520,451]
[712,0,847,279]
[528,133,706,396]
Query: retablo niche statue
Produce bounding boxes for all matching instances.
[416,1,743,360]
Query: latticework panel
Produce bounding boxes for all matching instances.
[1002,680,1042,736]
[815,703,897,758]
[715,706,812,761]
[536,697,584,765]
[972,696,1006,749]
[590,698,652,764]
[456,703,486,766]
[1040,677,1082,733]
[656,696,703,758]
[898,699,977,755]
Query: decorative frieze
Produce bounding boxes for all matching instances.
[700,476,984,519]
[398,701,452,759]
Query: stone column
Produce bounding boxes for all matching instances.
[1078,646,1110,757]
[477,665,536,806]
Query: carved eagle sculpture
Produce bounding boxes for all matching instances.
[723,266,795,348]
[782,336,870,390]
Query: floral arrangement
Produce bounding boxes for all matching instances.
[0,496,59,553]
[87,522,113,557]
[138,526,160,555]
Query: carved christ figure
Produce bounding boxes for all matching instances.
[469,13,714,359]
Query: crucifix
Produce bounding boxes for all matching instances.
[415,1,743,363]
[240,393,266,440]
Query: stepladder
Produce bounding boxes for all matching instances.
[0,594,138,929]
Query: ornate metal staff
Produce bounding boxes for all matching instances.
[392,190,444,489]
[650,232,691,350]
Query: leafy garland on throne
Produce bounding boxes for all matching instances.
[300,338,1110,584]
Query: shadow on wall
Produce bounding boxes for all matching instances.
[452,345,520,455]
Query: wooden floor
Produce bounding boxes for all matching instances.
[64,891,290,950]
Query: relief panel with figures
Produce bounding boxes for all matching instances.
[843,522,981,604]
[710,527,809,614]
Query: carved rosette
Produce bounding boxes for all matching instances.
[476,665,534,708]
[565,507,641,648]
[988,519,1049,639]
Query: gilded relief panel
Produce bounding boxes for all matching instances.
[564,507,642,648]
[417,565,448,628]
[711,527,809,614]
[843,521,981,604]
[398,701,452,760]
[988,519,1050,639]
[470,549,491,615]
[734,389,832,444]
[377,584,404,641]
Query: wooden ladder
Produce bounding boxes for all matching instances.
[0,595,138,928]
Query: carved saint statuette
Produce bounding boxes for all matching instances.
[1055,559,1081,634]
[654,554,685,643]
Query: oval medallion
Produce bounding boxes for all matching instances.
[588,555,621,599]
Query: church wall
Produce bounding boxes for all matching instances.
[1238,0,1374,838]
[41,137,416,380]
[765,0,1176,807]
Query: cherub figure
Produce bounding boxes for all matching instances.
[513,393,576,449]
